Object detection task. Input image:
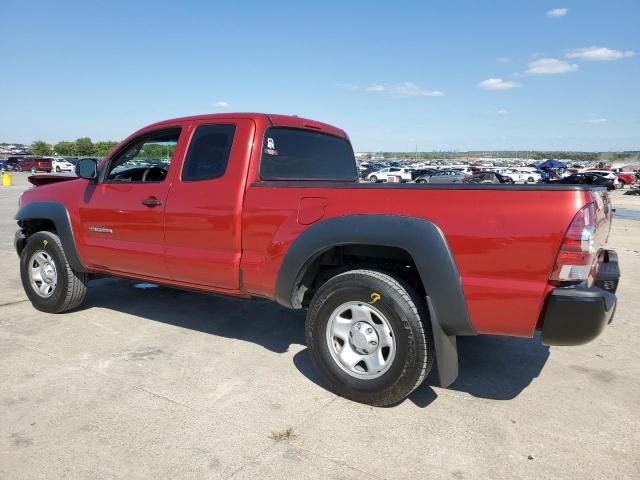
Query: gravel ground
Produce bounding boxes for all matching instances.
[1,173,639,479]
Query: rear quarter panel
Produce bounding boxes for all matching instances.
[241,185,592,337]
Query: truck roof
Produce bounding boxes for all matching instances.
[145,113,348,139]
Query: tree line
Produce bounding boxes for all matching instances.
[30,138,119,157]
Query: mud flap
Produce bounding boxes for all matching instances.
[427,296,459,387]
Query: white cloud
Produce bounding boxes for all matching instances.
[387,82,444,97]
[588,117,609,124]
[567,46,635,61]
[214,101,230,107]
[497,109,509,115]
[479,78,522,90]
[525,58,578,75]
[496,57,512,64]
[364,82,444,97]
[366,84,385,92]
[338,82,444,97]
[547,8,568,17]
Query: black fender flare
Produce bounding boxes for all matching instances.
[276,215,474,334]
[15,201,87,273]
[274,215,475,387]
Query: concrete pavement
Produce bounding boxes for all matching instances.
[1,173,639,479]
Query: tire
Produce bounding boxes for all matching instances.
[527,177,534,183]
[17,166,23,172]
[20,231,88,313]
[31,167,37,174]
[369,176,378,183]
[56,166,61,172]
[619,180,626,189]
[306,269,434,406]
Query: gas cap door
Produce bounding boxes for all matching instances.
[297,197,327,225]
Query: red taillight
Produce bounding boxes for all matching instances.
[550,203,598,283]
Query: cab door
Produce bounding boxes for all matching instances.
[78,126,187,278]
[163,118,255,289]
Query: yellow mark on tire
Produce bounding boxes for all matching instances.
[42,240,48,248]
[369,292,381,304]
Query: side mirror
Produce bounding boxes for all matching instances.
[76,159,98,181]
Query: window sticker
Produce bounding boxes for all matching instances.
[264,137,279,155]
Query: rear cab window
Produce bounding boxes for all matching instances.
[182,124,236,182]
[260,128,357,181]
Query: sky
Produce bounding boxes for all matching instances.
[0,0,638,151]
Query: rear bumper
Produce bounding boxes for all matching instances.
[541,249,619,346]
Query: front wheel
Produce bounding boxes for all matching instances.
[306,269,434,406]
[56,166,61,172]
[30,167,37,174]
[20,231,88,313]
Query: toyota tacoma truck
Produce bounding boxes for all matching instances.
[14,113,620,406]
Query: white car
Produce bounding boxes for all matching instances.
[49,157,75,173]
[502,169,542,183]
[367,167,412,183]
[586,170,620,188]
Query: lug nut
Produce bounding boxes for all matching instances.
[366,328,373,334]
[370,340,377,346]
[355,323,361,330]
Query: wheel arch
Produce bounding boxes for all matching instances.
[15,202,87,273]
[275,215,475,387]
[275,215,474,336]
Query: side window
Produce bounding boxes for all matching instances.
[182,124,236,182]
[106,129,181,183]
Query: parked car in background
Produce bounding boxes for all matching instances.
[45,157,75,173]
[3,157,21,171]
[4,156,53,173]
[586,170,620,189]
[545,172,615,190]
[410,168,438,180]
[20,157,53,173]
[463,171,514,184]
[415,169,468,184]
[367,167,412,183]
[613,171,637,188]
[502,169,542,183]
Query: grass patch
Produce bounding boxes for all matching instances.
[270,427,296,442]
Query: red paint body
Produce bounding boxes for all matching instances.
[20,114,604,338]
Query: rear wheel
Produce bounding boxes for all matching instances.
[17,166,23,172]
[369,175,378,183]
[20,231,88,313]
[30,167,37,174]
[56,166,61,172]
[306,269,434,406]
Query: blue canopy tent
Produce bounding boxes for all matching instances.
[538,159,567,170]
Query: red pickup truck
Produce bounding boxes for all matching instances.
[14,113,620,406]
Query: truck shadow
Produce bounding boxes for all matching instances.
[294,334,550,408]
[420,334,550,403]
[81,278,550,407]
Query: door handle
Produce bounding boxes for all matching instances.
[142,198,162,207]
